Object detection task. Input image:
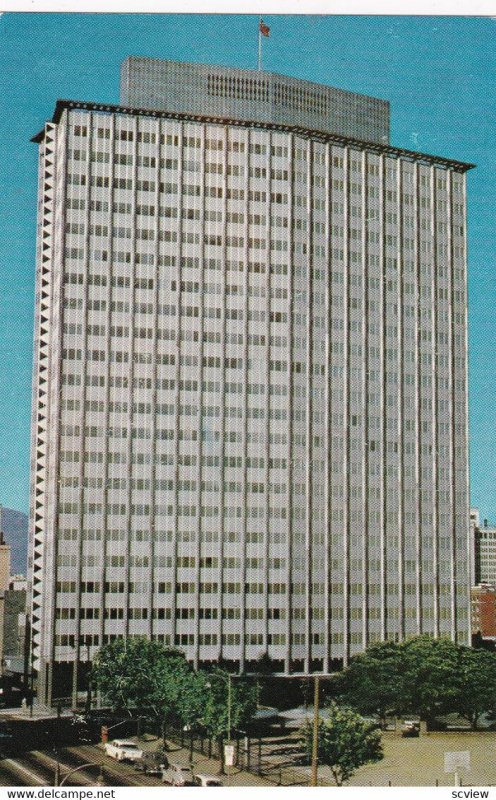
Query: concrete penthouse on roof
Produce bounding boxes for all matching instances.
[119,57,391,145]
[28,57,473,705]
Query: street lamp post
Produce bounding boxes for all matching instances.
[71,644,79,710]
[85,643,91,713]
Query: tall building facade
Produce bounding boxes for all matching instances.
[29,59,473,704]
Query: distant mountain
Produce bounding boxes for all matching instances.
[1,507,28,576]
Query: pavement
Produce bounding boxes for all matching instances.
[98,738,280,787]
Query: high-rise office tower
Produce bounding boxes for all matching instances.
[29,58,473,704]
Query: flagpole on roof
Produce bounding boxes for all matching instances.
[258,16,262,71]
[257,18,270,71]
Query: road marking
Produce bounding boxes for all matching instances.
[3,758,49,785]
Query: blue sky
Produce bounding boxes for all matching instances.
[0,13,494,518]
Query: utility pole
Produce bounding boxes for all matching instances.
[227,673,232,743]
[310,676,320,786]
[224,674,232,783]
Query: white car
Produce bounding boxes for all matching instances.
[161,762,194,786]
[192,774,223,787]
[104,739,144,762]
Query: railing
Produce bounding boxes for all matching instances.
[167,728,307,785]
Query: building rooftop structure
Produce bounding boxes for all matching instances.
[120,57,391,145]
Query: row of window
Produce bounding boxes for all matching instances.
[74,126,291,158]
[54,632,293,648]
[56,556,288,571]
[58,503,289,517]
[68,151,462,199]
[58,528,313,544]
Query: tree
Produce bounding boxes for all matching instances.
[399,635,461,726]
[334,641,404,727]
[336,635,496,731]
[301,702,383,786]
[91,637,193,745]
[454,646,496,730]
[196,669,258,773]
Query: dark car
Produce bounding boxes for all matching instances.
[134,750,168,775]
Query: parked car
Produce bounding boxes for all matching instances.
[134,751,168,775]
[401,720,420,737]
[192,774,223,787]
[104,739,144,762]
[161,762,194,786]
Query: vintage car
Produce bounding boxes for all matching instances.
[161,762,194,786]
[134,750,168,775]
[104,739,144,762]
[192,774,224,787]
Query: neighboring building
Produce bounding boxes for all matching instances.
[3,575,27,677]
[0,508,28,576]
[470,508,496,586]
[9,575,27,593]
[29,58,473,705]
[471,584,496,641]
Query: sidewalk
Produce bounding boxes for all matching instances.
[131,738,297,787]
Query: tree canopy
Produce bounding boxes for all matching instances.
[454,645,496,729]
[91,638,258,760]
[199,668,258,741]
[301,702,383,786]
[399,635,461,723]
[335,640,404,725]
[335,635,496,729]
[91,638,193,731]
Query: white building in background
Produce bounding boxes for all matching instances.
[29,58,473,705]
[471,508,496,587]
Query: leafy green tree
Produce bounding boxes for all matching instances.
[454,646,496,730]
[336,635,496,731]
[301,702,383,786]
[334,641,404,727]
[399,635,461,725]
[197,669,258,773]
[91,637,193,745]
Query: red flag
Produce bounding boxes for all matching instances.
[259,20,270,37]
